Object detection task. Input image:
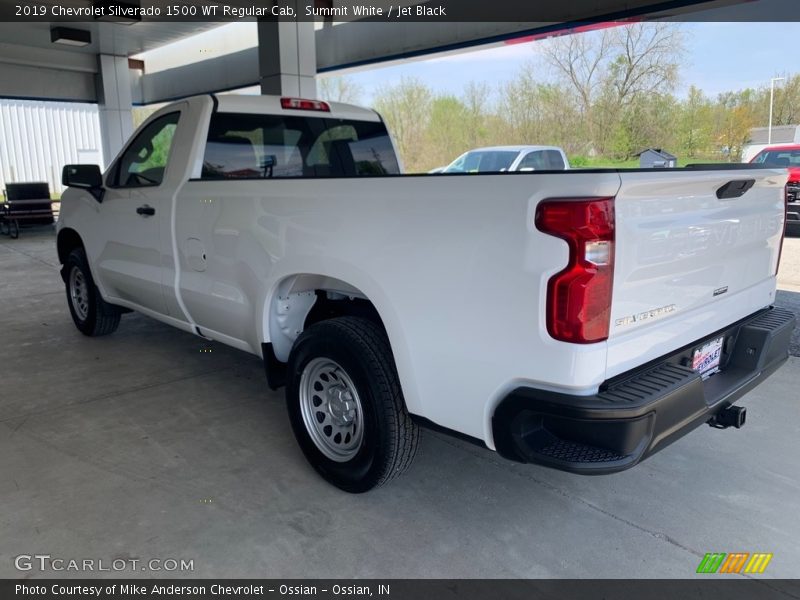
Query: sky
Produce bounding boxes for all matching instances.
[321,22,800,105]
[140,21,800,107]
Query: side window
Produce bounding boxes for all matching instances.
[518,151,546,170]
[518,150,565,170]
[113,112,180,188]
[450,154,467,171]
[773,152,799,167]
[544,150,566,170]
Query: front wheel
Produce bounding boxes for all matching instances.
[64,247,121,336]
[286,317,419,493]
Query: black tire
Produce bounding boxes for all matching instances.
[64,247,121,336]
[286,317,419,493]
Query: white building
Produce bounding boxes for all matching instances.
[0,99,103,197]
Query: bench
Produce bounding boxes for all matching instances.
[1,182,55,239]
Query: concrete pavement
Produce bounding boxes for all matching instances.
[777,234,800,293]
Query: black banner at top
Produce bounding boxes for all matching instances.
[2,0,800,23]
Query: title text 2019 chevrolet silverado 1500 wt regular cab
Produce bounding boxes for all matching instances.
[56,95,795,492]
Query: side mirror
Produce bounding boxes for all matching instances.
[62,164,104,202]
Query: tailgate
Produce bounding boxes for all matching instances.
[610,167,787,339]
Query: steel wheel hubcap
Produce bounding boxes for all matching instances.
[69,266,90,321]
[299,358,364,462]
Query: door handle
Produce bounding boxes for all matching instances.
[136,205,156,216]
[716,179,755,200]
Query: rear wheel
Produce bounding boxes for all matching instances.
[286,317,419,492]
[65,247,121,336]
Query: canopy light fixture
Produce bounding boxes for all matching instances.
[50,27,92,47]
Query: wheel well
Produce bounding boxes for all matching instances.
[266,275,387,365]
[57,228,83,265]
[304,291,385,332]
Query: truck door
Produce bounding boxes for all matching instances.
[94,110,182,314]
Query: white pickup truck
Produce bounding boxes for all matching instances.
[440,145,570,173]
[57,94,795,492]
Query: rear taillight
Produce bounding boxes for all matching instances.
[535,198,615,344]
[280,97,330,112]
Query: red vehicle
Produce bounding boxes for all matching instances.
[751,144,800,231]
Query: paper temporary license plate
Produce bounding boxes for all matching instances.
[692,336,724,379]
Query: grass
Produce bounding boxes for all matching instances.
[572,156,731,169]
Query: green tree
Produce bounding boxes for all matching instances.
[425,95,470,168]
[497,64,581,151]
[713,90,759,161]
[679,86,713,158]
[318,76,363,104]
[770,74,800,126]
[541,23,685,157]
[462,81,493,148]
[373,77,434,173]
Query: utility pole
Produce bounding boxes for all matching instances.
[769,76,785,145]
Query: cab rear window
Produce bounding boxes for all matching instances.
[200,113,400,179]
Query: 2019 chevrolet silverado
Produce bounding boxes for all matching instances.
[56,94,794,492]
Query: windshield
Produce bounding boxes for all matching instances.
[443,150,520,173]
[751,149,800,167]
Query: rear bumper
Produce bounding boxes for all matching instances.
[492,307,795,474]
